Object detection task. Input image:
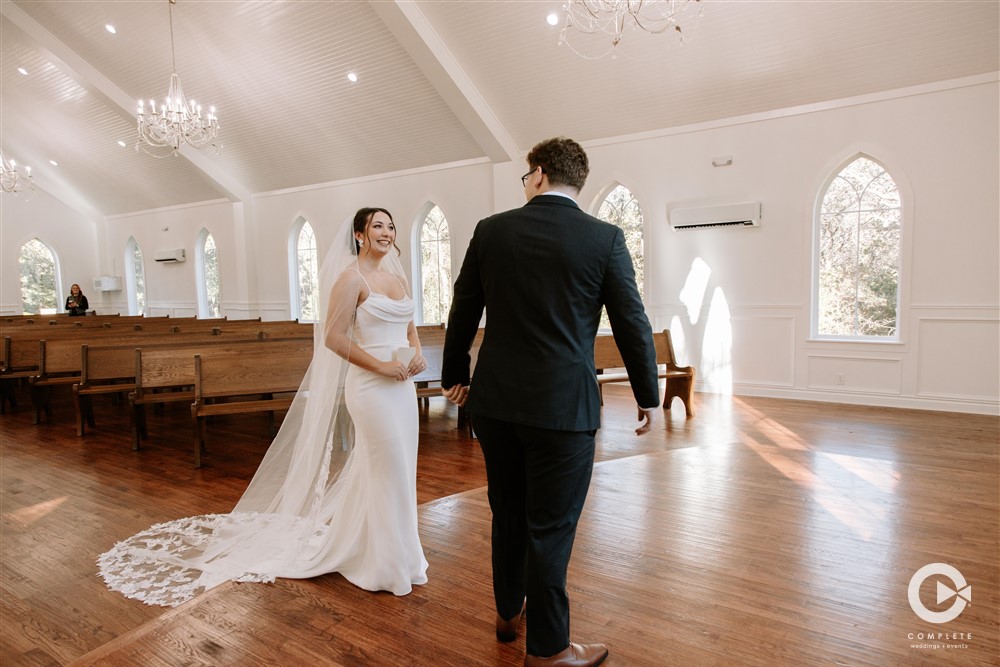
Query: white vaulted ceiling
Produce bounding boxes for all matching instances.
[1,0,997,217]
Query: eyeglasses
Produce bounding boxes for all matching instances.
[521,166,541,187]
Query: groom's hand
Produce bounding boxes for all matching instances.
[635,406,656,435]
[441,384,469,407]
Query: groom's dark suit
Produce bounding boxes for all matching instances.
[443,193,659,657]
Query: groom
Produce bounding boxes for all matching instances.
[442,137,660,667]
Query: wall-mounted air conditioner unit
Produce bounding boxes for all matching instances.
[92,275,123,292]
[154,248,186,263]
[669,201,761,230]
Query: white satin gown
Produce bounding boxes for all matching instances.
[97,285,428,606]
[328,288,429,593]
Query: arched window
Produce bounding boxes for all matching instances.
[289,220,319,322]
[125,237,146,316]
[19,238,59,315]
[596,184,645,330]
[196,230,222,318]
[418,205,452,324]
[814,156,901,339]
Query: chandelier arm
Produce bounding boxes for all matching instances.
[560,0,699,57]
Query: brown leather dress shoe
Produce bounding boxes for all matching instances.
[524,642,609,667]
[496,599,527,642]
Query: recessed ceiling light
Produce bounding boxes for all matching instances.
[118,140,127,147]
[347,72,358,83]
[49,160,58,166]
[546,13,559,26]
[18,67,28,76]
[106,24,116,34]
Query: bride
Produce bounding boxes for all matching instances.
[98,207,429,606]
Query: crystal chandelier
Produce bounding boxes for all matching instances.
[136,0,220,157]
[559,0,702,59]
[1,154,34,195]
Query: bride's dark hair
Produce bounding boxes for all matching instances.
[353,207,400,256]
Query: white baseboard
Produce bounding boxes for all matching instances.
[728,384,999,416]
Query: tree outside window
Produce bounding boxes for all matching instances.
[296,222,319,321]
[202,233,222,318]
[19,238,58,315]
[127,238,146,316]
[817,157,900,338]
[420,205,452,324]
[596,184,645,330]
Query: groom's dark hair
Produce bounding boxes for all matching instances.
[526,137,589,192]
[353,207,400,256]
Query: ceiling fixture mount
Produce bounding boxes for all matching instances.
[1,154,34,196]
[136,0,220,157]
[558,0,702,59]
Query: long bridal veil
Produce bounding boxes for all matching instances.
[98,216,408,607]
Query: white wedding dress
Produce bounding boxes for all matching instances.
[98,271,428,606]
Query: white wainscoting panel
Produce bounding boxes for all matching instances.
[258,301,292,322]
[917,318,1000,401]
[731,315,795,387]
[807,355,902,394]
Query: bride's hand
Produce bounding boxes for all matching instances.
[379,360,410,381]
[407,352,427,377]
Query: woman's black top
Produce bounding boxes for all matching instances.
[65,293,89,316]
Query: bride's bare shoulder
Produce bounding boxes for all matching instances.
[330,267,365,295]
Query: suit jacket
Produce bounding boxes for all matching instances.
[442,194,659,432]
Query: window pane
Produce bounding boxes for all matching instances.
[296,222,319,321]
[132,241,146,316]
[204,234,221,318]
[596,185,645,330]
[420,206,452,324]
[817,157,900,337]
[19,239,57,315]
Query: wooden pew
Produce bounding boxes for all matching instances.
[129,336,312,450]
[1,313,125,328]
[191,340,313,467]
[29,330,272,425]
[243,320,313,340]
[73,343,146,436]
[593,329,696,417]
[414,323,446,402]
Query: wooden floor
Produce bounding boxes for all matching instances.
[2,383,997,666]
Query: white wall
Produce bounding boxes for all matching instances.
[0,188,99,315]
[100,199,246,318]
[569,80,998,414]
[4,79,996,413]
[251,161,494,322]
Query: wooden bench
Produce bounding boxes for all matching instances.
[129,336,312,450]
[414,323,446,402]
[28,330,272,425]
[191,341,313,467]
[594,329,695,417]
[73,344,142,436]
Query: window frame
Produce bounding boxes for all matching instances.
[124,236,146,316]
[590,181,648,332]
[18,236,62,315]
[288,217,319,323]
[810,153,905,343]
[415,203,453,326]
[195,229,222,319]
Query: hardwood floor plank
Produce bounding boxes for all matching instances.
[3,383,997,665]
